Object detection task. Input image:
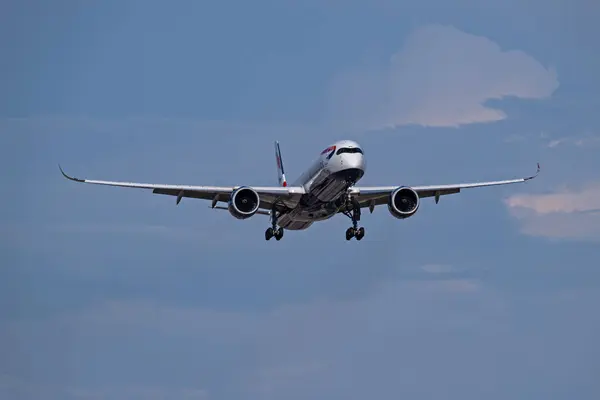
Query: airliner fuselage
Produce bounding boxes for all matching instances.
[277,139,365,230]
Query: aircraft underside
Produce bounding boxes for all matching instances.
[266,167,366,241]
[268,193,364,240]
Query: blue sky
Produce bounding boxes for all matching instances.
[1,1,600,399]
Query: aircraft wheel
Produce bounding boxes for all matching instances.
[275,228,284,241]
[346,227,355,241]
[355,227,365,240]
[265,227,274,240]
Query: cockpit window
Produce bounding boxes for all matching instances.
[336,147,363,155]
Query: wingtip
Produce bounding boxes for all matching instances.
[525,162,541,181]
[58,164,84,182]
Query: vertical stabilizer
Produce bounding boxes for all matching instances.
[274,141,287,187]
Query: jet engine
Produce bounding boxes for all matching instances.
[228,187,261,219]
[387,186,420,219]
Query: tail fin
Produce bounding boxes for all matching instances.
[274,141,287,187]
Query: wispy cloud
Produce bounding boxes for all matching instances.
[505,183,600,240]
[0,222,222,245]
[9,275,599,399]
[327,24,559,130]
[0,374,209,400]
[420,264,456,274]
[545,131,600,149]
[2,277,490,398]
[415,279,482,293]
[502,130,600,150]
[506,184,600,215]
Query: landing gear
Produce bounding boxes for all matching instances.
[345,226,365,241]
[265,227,284,241]
[343,196,365,241]
[265,210,284,241]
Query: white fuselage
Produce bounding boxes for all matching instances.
[277,140,366,230]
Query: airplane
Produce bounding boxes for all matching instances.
[59,139,540,241]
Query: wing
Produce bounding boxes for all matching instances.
[349,163,540,209]
[58,165,305,212]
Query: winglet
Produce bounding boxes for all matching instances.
[524,162,541,181]
[58,164,85,182]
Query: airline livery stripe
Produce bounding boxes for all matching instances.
[276,144,285,174]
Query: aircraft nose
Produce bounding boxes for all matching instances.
[344,153,365,171]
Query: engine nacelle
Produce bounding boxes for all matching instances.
[228,187,260,219]
[387,186,420,219]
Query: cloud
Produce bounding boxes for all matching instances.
[545,132,600,149]
[506,185,600,215]
[505,183,600,240]
[0,374,209,400]
[4,277,600,400]
[503,131,600,150]
[1,278,490,399]
[420,263,456,274]
[326,24,559,129]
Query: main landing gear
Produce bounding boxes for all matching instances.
[343,196,365,241]
[265,210,284,241]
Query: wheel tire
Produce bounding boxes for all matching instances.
[356,227,365,240]
[265,227,274,240]
[275,228,283,241]
[346,227,354,241]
